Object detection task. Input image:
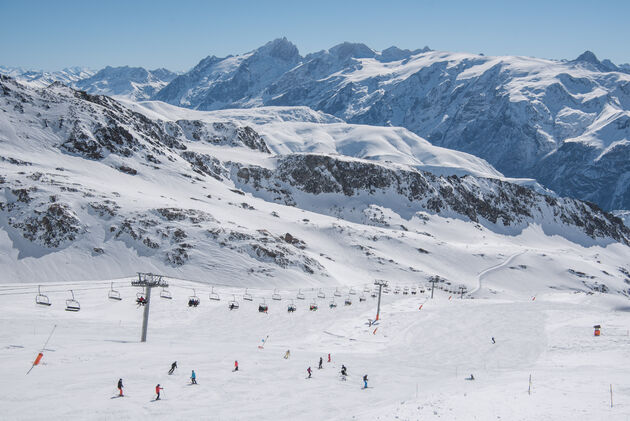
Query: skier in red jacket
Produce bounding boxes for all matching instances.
[234,360,239,371]
[155,384,163,400]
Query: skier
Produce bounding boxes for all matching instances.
[284,350,291,359]
[168,361,177,375]
[491,337,496,344]
[155,384,164,400]
[328,353,331,363]
[117,378,124,396]
[362,374,368,389]
[466,374,475,381]
[318,356,323,369]
[234,360,239,372]
[191,370,197,384]
[340,364,347,380]
[307,367,312,378]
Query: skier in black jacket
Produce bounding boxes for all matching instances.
[168,361,177,375]
[117,379,123,396]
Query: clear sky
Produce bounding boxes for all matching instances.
[1,0,628,71]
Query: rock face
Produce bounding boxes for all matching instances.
[234,154,630,245]
[151,42,630,211]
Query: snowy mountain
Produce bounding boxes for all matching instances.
[2,76,629,290]
[0,65,177,100]
[74,66,178,100]
[0,65,95,88]
[153,40,630,211]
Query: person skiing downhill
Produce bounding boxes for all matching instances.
[168,361,177,375]
[155,384,163,400]
[318,357,323,369]
[234,360,239,371]
[191,370,197,384]
[307,367,312,378]
[284,350,291,359]
[117,379,123,396]
[362,374,368,389]
[491,337,496,344]
[340,365,347,380]
[327,353,331,363]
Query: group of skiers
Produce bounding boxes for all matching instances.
[302,353,369,388]
[116,350,374,401]
[115,361,197,400]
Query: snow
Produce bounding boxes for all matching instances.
[3,276,630,420]
[2,76,630,420]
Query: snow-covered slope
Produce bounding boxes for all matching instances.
[125,100,503,179]
[153,40,630,211]
[1,76,629,292]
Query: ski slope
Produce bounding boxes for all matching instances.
[3,278,630,420]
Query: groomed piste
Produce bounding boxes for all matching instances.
[3,271,630,420]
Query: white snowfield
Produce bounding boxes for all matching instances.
[3,277,630,421]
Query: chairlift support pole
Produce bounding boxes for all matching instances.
[374,280,388,321]
[429,277,439,299]
[458,285,467,299]
[132,273,168,343]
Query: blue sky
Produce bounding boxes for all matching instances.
[1,0,628,71]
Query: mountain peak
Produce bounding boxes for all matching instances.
[573,50,600,64]
[328,42,376,60]
[255,37,301,61]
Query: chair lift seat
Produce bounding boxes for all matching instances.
[317,290,325,299]
[160,288,172,300]
[36,286,52,306]
[209,287,220,301]
[65,290,80,312]
[243,289,253,301]
[272,289,281,301]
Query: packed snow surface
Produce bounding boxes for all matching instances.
[3,277,630,420]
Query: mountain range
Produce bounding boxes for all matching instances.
[5,38,628,211]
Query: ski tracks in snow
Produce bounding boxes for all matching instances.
[470,250,528,296]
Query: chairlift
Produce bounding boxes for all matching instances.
[349,287,357,295]
[296,289,305,300]
[136,290,147,306]
[36,285,51,306]
[287,299,296,313]
[334,288,341,297]
[411,287,417,295]
[188,289,200,307]
[228,295,239,310]
[159,286,172,300]
[363,286,371,293]
[309,299,318,311]
[344,296,352,306]
[329,298,337,309]
[108,282,122,301]
[419,288,426,293]
[317,289,326,299]
[243,288,253,301]
[209,286,220,301]
[65,290,80,312]
[258,298,268,313]
[272,289,281,301]
[359,294,367,302]
[370,291,377,298]
[394,287,401,294]
[403,287,409,295]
